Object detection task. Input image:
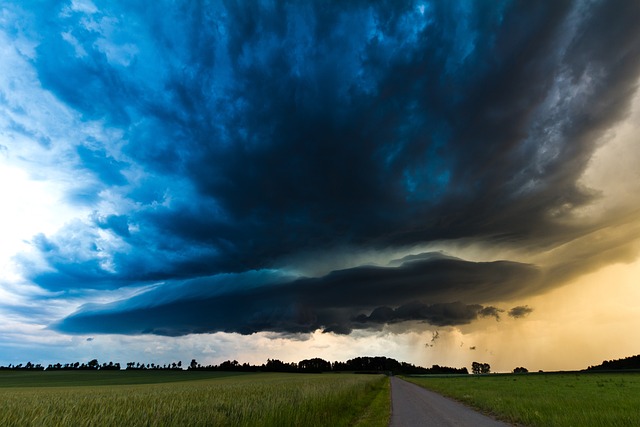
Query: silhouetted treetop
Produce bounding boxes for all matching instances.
[586,354,640,371]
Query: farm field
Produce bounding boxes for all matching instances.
[0,371,389,426]
[405,372,640,426]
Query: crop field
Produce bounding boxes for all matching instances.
[0,371,389,426]
[405,372,640,426]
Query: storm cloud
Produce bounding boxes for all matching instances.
[2,0,640,337]
[508,305,534,319]
[55,253,538,335]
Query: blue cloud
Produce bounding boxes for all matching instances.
[76,146,128,187]
[93,214,130,237]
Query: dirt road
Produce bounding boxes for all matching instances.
[389,376,511,426]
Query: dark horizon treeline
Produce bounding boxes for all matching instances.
[0,356,468,375]
[586,354,640,371]
[186,356,468,375]
[0,359,123,371]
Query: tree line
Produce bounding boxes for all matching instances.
[186,356,469,375]
[586,354,640,371]
[0,359,182,371]
[0,356,469,375]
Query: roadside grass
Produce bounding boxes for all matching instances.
[0,372,390,426]
[404,372,640,427]
[352,373,391,427]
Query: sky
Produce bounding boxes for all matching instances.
[0,0,639,372]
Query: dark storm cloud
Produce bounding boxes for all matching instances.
[11,1,640,332]
[55,253,538,335]
[353,302,503,327]
[478,306,505,321]
[508,305,533,319]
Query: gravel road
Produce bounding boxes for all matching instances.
[389,376,511,427]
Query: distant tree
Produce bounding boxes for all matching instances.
[265,359,297,372]
[101,361,119,371]
[513,367,529,374]
[88,359,99,370]
[298,358,331,373]
[190,359,198,370]
[472,362,481,374]
[341,356,401,373]
[472,362,491,374]
[423,365,469,375]
[219,360,240,371]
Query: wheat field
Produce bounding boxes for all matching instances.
[0,371,389,426]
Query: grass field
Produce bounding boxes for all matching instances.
[0,371,390,426]
[405,372,640,426]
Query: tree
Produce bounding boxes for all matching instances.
[298,358,332,372]
[472,362,481,375]
[472,362,491,374]
[513,367,528,374]
[220,360,240,370]
[265,359,297,372]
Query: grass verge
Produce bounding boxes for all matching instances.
[352,375,391,427]
[404,372,640,426]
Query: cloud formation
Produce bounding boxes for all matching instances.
[1,1,639,337]
[508,306,534,319]
[54,253,540,335]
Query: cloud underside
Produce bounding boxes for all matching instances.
[55,253,539,335]
[3,1,640,336]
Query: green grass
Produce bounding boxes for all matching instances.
[0,369,245,387]
[404,372,640,426]
[352,373,391,427]
[0,371,390,426]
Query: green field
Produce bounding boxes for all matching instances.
[405,372,640,426]
[0,371,390,426]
